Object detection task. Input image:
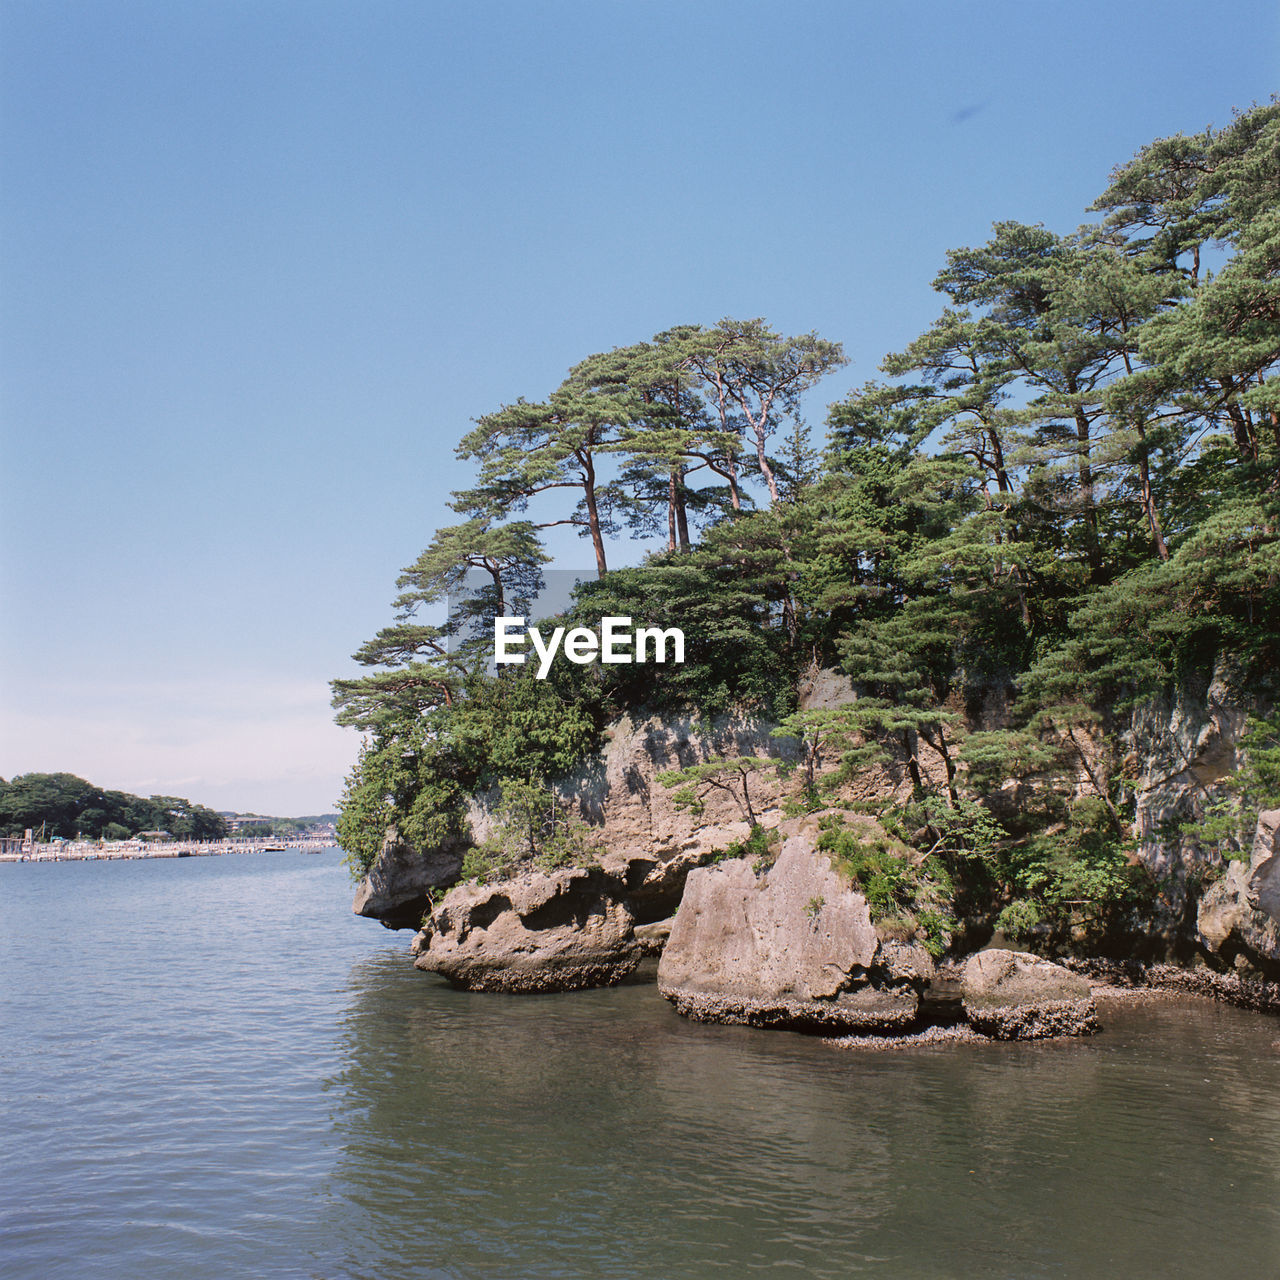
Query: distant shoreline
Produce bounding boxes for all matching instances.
[0,836,337,864]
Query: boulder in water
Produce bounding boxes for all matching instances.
[657,824,930,1033]
[411,864,640,992]
[960,949,1097,1040]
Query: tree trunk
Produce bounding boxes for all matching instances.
[989,427,1012,495]
[754,428,781,504]
[920,725,959,808]
[675,471,692,550]
[581,453,609,575]
[904,732,924,796]
[1134,420,1169,561]
[1225,394,1258,463]
[1071,401,1101,578]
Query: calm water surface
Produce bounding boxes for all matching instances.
[2,850,1279,1279]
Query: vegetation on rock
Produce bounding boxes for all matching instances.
[335,102,1280,953]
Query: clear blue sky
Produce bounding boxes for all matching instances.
[2,0,1277,814]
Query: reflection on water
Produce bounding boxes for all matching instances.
[2,852,1278,1280]
[327,956,1280,1280]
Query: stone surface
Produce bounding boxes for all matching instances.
[411,864,640,992]
[634,917,674,956]
[1125,672,1249,930]
[351,682,931,931]
[657,819,929,1033]
[1197,809,1280,979]
[353,711,799,930]
[960,949,1097,1040]
[352,829,464,930]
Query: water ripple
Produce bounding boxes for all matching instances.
[4,855,1280,1279]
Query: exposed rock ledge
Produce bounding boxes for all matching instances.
[352,829,464,931]
[411,864,640,993]
[352,709,811,931]
[959,950,1097,1040]
[408,811,1103,1042]
[1196,808,1280,981]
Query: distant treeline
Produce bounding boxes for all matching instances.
[0,773,228,841]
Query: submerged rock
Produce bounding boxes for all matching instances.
[657,822,930,1033]
[960,949,1097,1040]
[411,864,640,993]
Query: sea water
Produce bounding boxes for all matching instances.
[2,850,1278,1279]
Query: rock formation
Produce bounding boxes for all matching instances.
[354,711,799,931]
[959,949,1097,1039]
[1196,809,1280,980]
[1125,672,1249,930]
[657,815,932,1033]
[411,864,641,992]
[350,675,1280,1027]
[352,828,464,931]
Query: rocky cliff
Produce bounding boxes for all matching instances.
[1123,673,1280,979]
[1125,669,1249,933]
[353,709,801,931]
[1197,809,1280,981]
[351,672,1280,1018]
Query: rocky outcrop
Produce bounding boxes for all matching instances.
[352,829,464,930]
[353,711,801,930]
[634,917,674,956]
[1197,809,1280,980]
[410,864,641,992]
[960,949,1097,1040]
[657,816,932,1033]
[1126,672,1249,930]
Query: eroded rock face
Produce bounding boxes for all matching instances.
[634,917,674,957]
[352,830,464,930]
[960,949,1097,1040]
[411,865,640,993]
[1197,809,1280,980]
[1126,674,1249,931]
[657,821,931,1033]
[352,711,798,930]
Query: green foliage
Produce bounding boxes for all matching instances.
[1191,710,1280,860]
[467,777,600,881]
[816,820,955,957]
[659,756,778,827]
[564,555,793,719]
[336,732,466,880]
[885,796,1004,869]
[0,774,228,842]
[996,899,1044,940]
[772,705,869,792]
[997,797,1151,935]
[711,822,782,870]
[453,665,604,785]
